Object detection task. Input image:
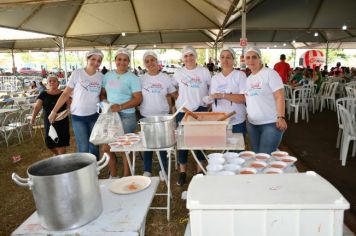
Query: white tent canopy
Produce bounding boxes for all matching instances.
[0,0,356,51]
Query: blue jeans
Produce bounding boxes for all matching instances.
[176,106,207,165]
[140,115,167,172]
[119,112,137,133]
[143,151,168,173]
[246,122,284,154]
[72,113,99,159]
[232,121,247,135]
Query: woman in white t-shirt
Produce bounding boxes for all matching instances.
[173,46,211,186]
[48,49,104,159]
[209,47,247,138]
[140,51,178,177]
[244,47,287,154]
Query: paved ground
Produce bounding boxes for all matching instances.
[282,109,356,233]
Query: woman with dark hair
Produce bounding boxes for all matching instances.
[48,49,104,159]
[31,76,70,155]
[100,48,142,178]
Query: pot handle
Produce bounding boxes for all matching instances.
[97,153,110,174]
[12,173,33,189]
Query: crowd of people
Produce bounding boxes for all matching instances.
[33,46,290,186]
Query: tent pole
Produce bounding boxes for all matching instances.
[61,37,68,83]
[58,51,61,70]
[293,48,297,68]
[132,50,135,70]
[11,49,16,74]
[325,41,329,68]
[109,46,112,70]
[241,0,247,70]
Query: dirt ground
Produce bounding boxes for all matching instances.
[1,109,356,235]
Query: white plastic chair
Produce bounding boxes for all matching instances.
[336,98,356,148]
[288,87,311,123]
[0,111,22,147]
[345,86,356,98]
[320,82,339,112]
[338,105,356,166]
[284,84,293,112]
[16,108,33,141]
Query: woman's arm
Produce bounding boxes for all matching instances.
[99,88,107,101]
[31,99,43,125]
[111,92,143,112]
[273,88,287,131]
[48,86,73,123]
[210,93,245,103]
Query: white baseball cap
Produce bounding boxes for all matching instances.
[143,51,158,61]
[86,49,104,59]
[220,47,235,59]
[182,46,197,58]
[245,47,262,58]
[115,48,131,60]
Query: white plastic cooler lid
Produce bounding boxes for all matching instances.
[187,172,350,210]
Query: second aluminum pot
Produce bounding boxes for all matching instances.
[139,115,176,148]
[12,153,109,231]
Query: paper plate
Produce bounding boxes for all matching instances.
[109,176,151,194]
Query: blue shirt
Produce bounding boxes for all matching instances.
[102,70,141,113]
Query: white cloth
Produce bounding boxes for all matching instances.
[67,68,103,116]
[173,65,211,111]
[210,70,247,125]
[245,67,284,125]
[140,72,176,117]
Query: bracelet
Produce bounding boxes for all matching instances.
[277,116,286,120]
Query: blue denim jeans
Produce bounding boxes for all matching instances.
[119,112,137,133]
[246,122,284,154]
[143,151,168,173]
[176,106,207,165]
[232,121,247,135]
[71,113,99,159]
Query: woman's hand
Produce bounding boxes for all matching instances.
[276,117,287,131]
[30,117,36,125]
[48,111,57,123]
[111,104,121,112]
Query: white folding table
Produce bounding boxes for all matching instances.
[110,143,174,220]
[176,129,245,174]
[12,178,159,236]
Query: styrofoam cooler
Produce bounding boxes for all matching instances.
[181,112,229,146]
[187,172,350,236]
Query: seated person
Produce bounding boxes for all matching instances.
[290,67,303,86]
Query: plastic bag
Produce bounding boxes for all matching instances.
[49,124,59,143]
[89,109,124,145]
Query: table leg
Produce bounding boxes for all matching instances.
[132,151,136,175]
[190,150,206,174]
[155,150,172,221]
[124,151,134,175]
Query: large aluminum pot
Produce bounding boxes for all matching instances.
[12,153,109,231]
[139,115,176,148]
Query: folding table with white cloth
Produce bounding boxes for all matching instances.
[12,178,160,236]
